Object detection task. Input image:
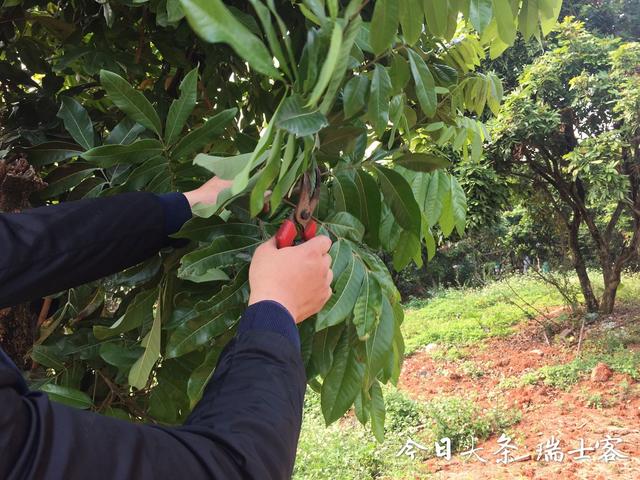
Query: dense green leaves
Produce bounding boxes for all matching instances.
[178,236,259,282]
[180,0,280,78]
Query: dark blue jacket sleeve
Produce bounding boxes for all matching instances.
[0,191,191,308]
[0,302,305,480]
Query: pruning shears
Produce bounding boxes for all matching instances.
[275,168,321,249]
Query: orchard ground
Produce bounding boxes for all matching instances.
[294,275,640,479]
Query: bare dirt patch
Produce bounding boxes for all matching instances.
[398,313,640,479]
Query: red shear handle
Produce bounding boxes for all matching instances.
[276,219,297,249]
[302,220,317,241]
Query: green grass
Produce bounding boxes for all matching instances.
[401,272,640,354]
[294,389,521,480]
[401,276,564,353]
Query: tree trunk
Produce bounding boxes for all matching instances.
[566,214,599,312]
[600,266,621,314]
[0,156,46,367]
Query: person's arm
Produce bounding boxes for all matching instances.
[0,236,332,480]
[0,178,231,308]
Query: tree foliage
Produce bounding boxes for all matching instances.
[489,19,640,314]
[1,0,559,436]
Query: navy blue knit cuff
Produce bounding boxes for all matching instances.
[237,301,300,350]
[157,192,192,236]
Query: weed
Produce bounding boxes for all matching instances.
[422,396,521,453]
[460,360,485,379]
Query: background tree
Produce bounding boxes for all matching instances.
[0,0,559,437]
[488,19,640,313]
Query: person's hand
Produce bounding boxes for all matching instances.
[248,235,333,323]
[183,177,233,207]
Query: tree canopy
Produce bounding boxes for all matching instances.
[489,19,640,313]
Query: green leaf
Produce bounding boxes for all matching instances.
[354,170,382,248]
[399,0,423,45]
[180,0,281,78]
[393,229,422,270]
[407,49,437,118]
[374,165,421,235]
[177,236,260,282]
[194,152,254,180]
[316,255,365,330]
[99,343,143,369]
[94,288,157,340]
[365,296,394,386]
[395,152,451,172]
[319,15,363,114]
[172,108,237,160]
[469,0,493,33]
[172,219,261,242]
[57,97,94,150]
[333,171,361,218]
[539,0,562,35]
[423,170,443,227]
[311,324,345,377]
[232,96,285,195]
[26,142,82,167]
[250,129,283,216]
[129,301,162,390]
[165,67,199,146]
[342,75,369,119]
[329,239,353,279]
[324,211,365,243]
[106,118,146,145]
[321,332,365,424]
[368,64,392,138]
[167,307,242,358]
[307,21,343,107]
[493,0,516,44]
[369,380,386,442]
[276,95,328,137]
[169,266,249,329]
[40,384,93,409]
[422,0,447,37]
[450,175,467,235]
[369,0,399,56]
[81,139,163,168]
[31,345,65,370]
[389,55,411,95]
[39,163,97,198]
[187,346,223,408]
[518,0,539,40]
[438,173,455,236]
[248,0,292,80]
[353,273,383,340]
[100,70,162,136]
